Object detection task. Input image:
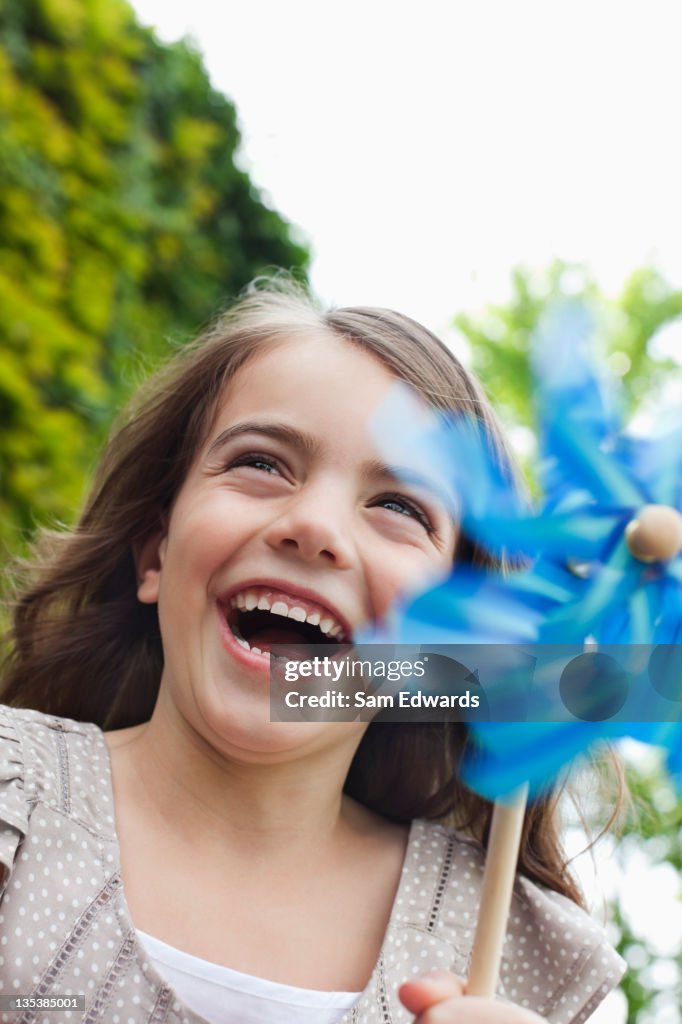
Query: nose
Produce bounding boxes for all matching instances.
[264,484,356,569]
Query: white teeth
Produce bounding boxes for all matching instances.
[227,588,345,639]
[232,632,269,657]
[247,646,270,659]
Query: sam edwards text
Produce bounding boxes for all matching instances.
[284,690,480,709]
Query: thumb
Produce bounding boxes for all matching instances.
[399,970,466,1015]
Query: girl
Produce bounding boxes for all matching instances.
[0,281,624,1024]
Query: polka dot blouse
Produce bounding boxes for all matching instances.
[0,706,624,1023]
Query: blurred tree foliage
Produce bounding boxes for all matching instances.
[456,265,682,1023]
[0,0,309,554]
[612,760,682,1023]
[456,262,682,434]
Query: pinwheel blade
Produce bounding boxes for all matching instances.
[532,302,644,509]
[617,427,682,507]
[463,720,612,799]
[377,568,557,646]
[531,301,619,445]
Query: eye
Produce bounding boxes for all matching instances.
[373,493,434,532]
[226,453,282,475]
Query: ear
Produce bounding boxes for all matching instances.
[134,530,168,605]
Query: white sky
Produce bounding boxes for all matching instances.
[126,4,682,1020]
[129,0,682,343]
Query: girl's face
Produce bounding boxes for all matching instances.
[137,333,457,759]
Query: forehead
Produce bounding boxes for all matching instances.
[211,332,397,427]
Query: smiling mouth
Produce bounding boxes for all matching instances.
[221,586,350,656]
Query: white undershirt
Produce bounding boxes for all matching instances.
[136,930,362,1024]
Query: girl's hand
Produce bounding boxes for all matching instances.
[398,971,547,1023]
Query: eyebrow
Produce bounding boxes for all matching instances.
[207,421,320,458]
[206,420,451,503]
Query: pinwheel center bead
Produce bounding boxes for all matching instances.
[625,504,682,563]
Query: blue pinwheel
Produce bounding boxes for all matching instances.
[468,303,682,796]
[366,301,682,799]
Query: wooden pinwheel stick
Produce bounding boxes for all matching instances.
[467,785,529,997]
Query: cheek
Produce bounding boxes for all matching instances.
[163,493,254,572]
[367,548,453,620]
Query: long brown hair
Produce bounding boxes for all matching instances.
[2,279,584,904]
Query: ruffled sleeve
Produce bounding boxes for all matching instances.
[0,705,29,898]
[401,822,625,1024]
[553,938,626,1024]
[510,875,626,1024]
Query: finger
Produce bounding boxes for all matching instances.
[398,970,465,1014]
[412,995,546,1024]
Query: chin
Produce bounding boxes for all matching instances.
[192,690,361,763]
